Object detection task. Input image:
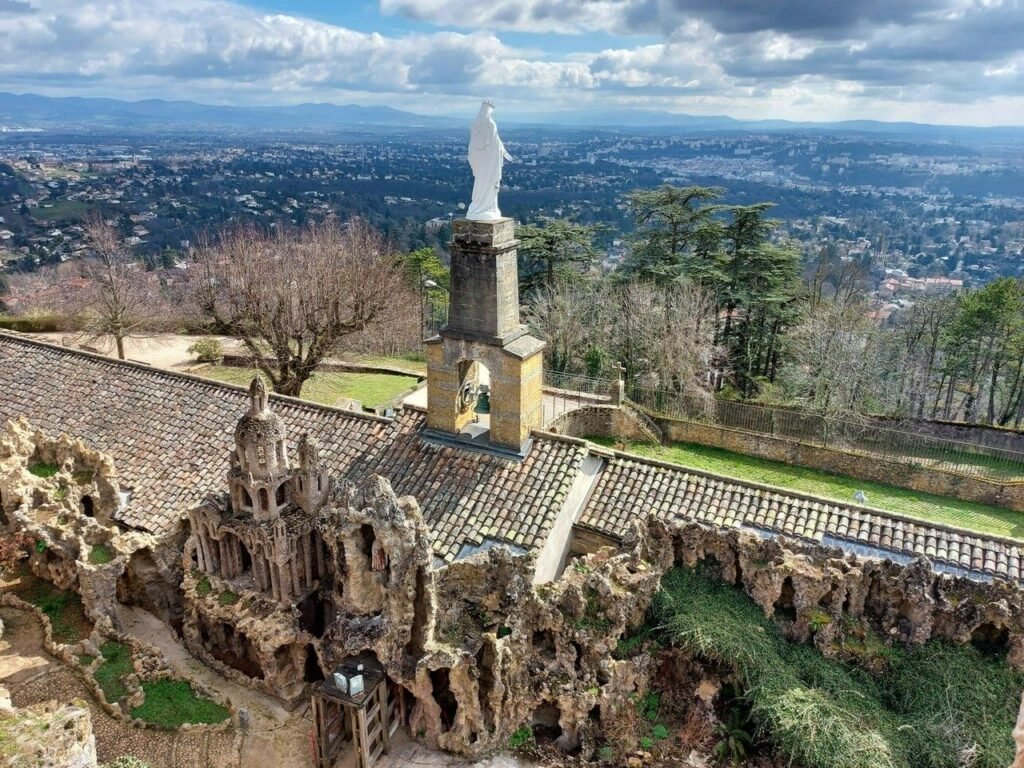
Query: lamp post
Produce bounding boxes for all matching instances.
[423,279,449,338]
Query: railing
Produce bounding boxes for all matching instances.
[541,369,617,425]
[628,383,1024,481]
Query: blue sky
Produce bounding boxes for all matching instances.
[1,0,1022,125]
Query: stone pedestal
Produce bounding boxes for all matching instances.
[425,218,545,454]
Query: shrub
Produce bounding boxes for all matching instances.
[653,566,1023,768]
[187,338,224,363]
[508,725,535,750]
[0,315,68,333]
[217,590,240,606]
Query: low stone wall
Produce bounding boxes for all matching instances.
[872,415,1024,455]
[657,417,1024,511]
[220,354,425,380]
[548,405,657,444]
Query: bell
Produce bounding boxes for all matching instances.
[474,391,490,414]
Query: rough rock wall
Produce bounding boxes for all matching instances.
[405,517,674,757]
[0,683,98,768]
[0,418,183,629]
[670,522,1024,669]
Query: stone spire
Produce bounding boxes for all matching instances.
[230,377,291,522]
[292,433,330,514]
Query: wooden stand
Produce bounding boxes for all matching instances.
[312,656,405,768]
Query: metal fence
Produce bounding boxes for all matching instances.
[628,383,1024,480]
[541,369,617,424]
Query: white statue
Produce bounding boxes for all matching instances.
[467,100,512,221]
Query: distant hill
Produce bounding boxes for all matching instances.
[1,92,1020,142]
[516,109,1024,143]
[0,92,461,132]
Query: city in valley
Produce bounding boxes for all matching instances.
[2,2,1024,768]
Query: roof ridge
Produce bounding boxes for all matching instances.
[0,331,392,425]
[596,440,1024,550]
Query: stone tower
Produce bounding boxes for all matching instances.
[425,218,545,454]
[292,434,330,513]
[229,377,291,522]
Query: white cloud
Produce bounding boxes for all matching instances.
[0,0,1020,123]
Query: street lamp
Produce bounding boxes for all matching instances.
[422,279,449,338]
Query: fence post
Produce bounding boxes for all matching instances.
[614,362,626,407]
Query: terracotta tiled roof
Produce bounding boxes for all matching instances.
[580,453,1024,584]
[372,410,587,562]
[0,333,585,562]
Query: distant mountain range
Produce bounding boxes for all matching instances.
[1,92,1020,142]
[0,92,461,132]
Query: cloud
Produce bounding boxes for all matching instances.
[0,0,1020,123]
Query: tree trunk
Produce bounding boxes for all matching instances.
[115,334,126,360]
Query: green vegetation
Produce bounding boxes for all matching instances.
[130,680,230,728]
[72,470,95,485]
[103,757,153,768]
[593,437,1024,540]
[198,365,418,409]
[217,590,240,606]
[195,574,212,597]
[78,654,96,667]
[94,641,133,704]
[31,200,94,222]
[88,544,114,565]
[16,578,90,643]
[0,315,67,333]
[187,337,224,363]
[27,462,59,478]
[654,566,1022,768]
[508,725,535,750]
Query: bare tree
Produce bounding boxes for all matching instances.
[78,216,161,359]
[782,300,879,420]
[190,218,405,397]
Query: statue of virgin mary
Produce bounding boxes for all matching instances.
[466,100,512,221]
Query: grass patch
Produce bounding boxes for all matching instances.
[94,641,133,704]
[27,462,59,478]
[72,470,94,485]
[15,578,90,643]
[198,366,418,409]
[653,566,1022,768]
[217,590,240,606]
[195,574,212,597]
[130,679,230,728]
[78,654,96,667]
[30,200,94,222]
[593,437,1024,540]
[88,544,114,565]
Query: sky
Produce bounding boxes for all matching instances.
[1,0,1023,125]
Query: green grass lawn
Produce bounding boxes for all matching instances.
[590,436,1024,540]
[14,576,92,643]
[131,680,230,728]
[31,200,94,222]
[94,641,133,704]
[198,365,418,410]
